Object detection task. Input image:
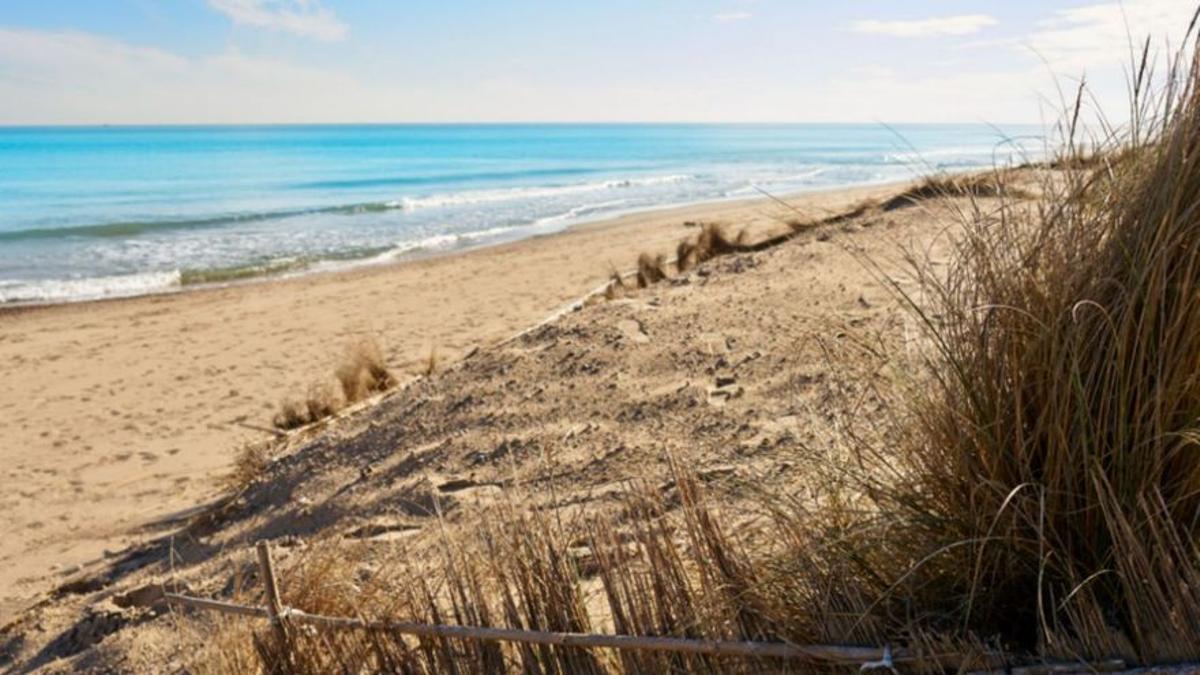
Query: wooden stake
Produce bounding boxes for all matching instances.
[255,540,287,642]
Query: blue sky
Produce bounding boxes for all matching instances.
[0,0,1194,124]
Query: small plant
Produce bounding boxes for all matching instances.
[635,252,669,287]
[223,442,269,492]
[273,338,397,430]
[333,338,396,404]
[423,347,439,377]
[272,398,312,430]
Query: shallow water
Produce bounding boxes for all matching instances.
[0,124,1039,303]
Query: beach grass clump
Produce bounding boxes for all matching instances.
[334,339,397,404]
[878,171,1022,211]
[635,252,669,288]
[603,268,629,300]
[303,382,341,421]
[221,442,270,493]
[272,398,314,431]
[272,338,396,430]
[674,223,745,273]
[692,223,745,262]
[824,44,1200,662]
[425,348,439,377]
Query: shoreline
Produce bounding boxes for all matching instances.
[0,178,910,622]
[0,178,917,313]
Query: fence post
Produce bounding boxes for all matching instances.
[256,540,288,644]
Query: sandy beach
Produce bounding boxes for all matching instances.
[0,183,900,624]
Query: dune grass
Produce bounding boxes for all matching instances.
[199,40,1200,674]
[634,252,669,288]
[334,339,397,404]
[273,338,396,430]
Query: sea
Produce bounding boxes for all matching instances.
[0,124,1041,304]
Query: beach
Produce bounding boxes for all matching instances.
[0,182,900,623]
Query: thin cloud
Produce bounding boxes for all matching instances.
[713,12,752,22]
[1024,0,1195,70]
[208,0,347,42]
[852,14,997,38]
[0,28,392,124]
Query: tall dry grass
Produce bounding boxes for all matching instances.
[198,36,1200,674]
[828,35,1200,662]
[197,475,938,673]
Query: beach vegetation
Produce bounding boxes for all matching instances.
[213,37,1200,674]
[272,338,396,430]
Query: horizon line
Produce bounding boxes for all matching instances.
[0,120,1044,130]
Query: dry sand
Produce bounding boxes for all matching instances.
[0,183,902,625]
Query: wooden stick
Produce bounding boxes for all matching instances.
[255,541,288,642]
[234,420,286,437]
[164,593,268,619]
[159,592,1200,673]
[162,590,877,662]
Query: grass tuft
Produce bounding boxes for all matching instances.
[819,39,1200,662]
[273,338,396,430]
[334,339,396,404]
[635,252,669,288]
[222,442,270,493]
[879,171,1024,211]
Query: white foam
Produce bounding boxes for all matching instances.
[532,199,631,227]
[311,225,524,273]
[393,174,693,211]
[0,269,182,304]
[883,145,1033,166]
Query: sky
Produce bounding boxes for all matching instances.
[0,0,1196,125]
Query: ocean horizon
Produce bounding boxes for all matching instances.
[0,123,1040,304]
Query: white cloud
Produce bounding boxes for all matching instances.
[3,0,1197,126]
[852,14,998,38]
[713,12,752,22]
[0,28,400,124]
[1024,0,1196,70]
[208,0,347,42]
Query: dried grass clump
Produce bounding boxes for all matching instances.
[675,239,700,273]
[635,252,669,288]
[423,347,440,377]
[820,41,1200,663]
[603,268,629,300]
[273,338,396,430]
[693,222,745,262]
[335,339,397,403]
[272,399,312,431]
[222,442,270,492]
[879,171,1023,211]
[303,382,340,420]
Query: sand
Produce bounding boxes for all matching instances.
[0,183,904,625]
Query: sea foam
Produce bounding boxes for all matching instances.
[0,270,182,305]
[392,175,693,211]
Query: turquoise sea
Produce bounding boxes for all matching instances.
[0,124,1039,304]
